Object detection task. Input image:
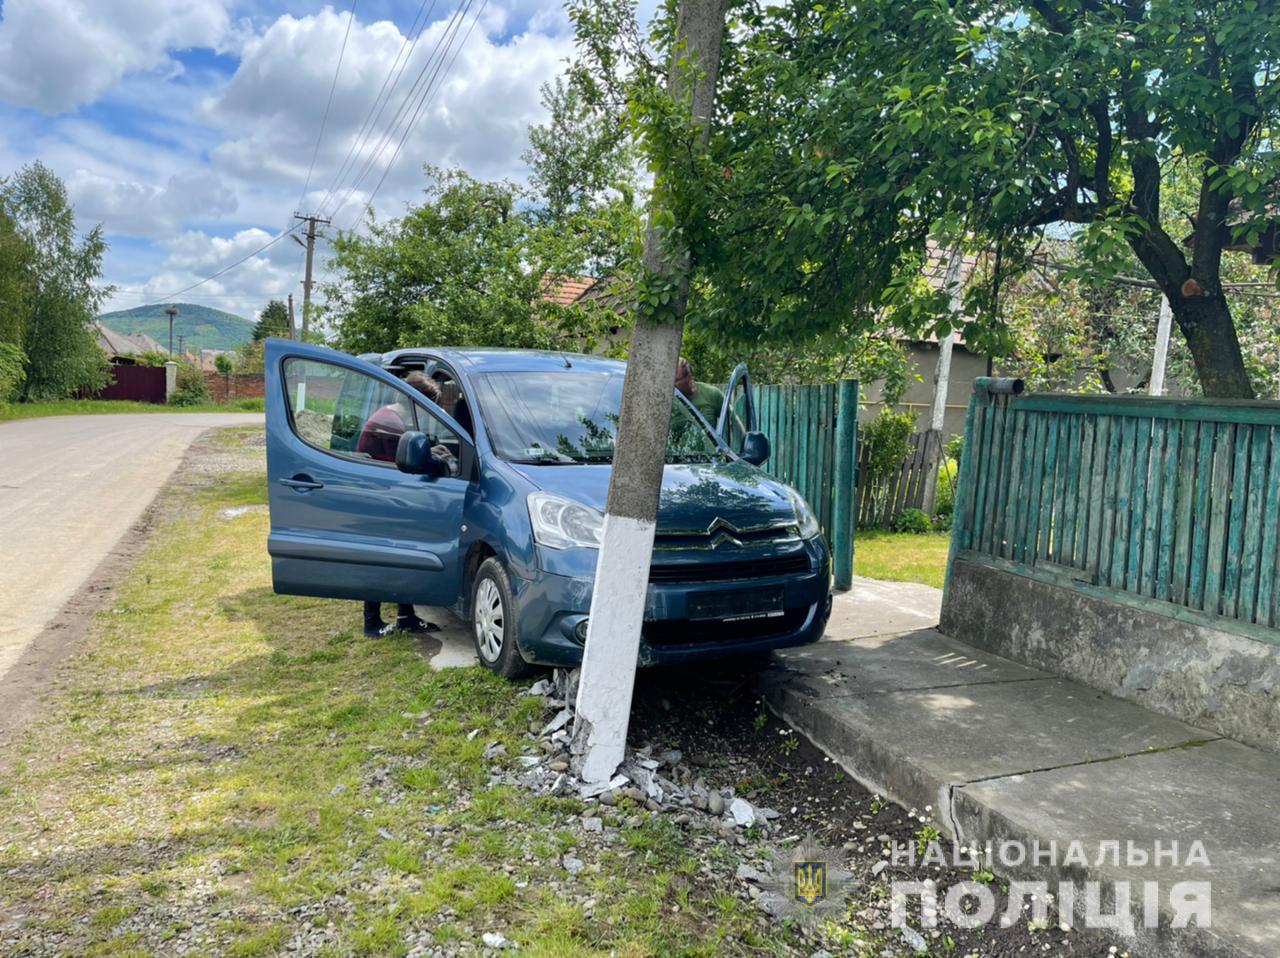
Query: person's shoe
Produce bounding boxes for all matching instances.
[363,619,388,638]
[395,613,440,634]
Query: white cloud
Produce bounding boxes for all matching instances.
[68,170,238,237]
[204,5,573,228]
[0,0,234,114]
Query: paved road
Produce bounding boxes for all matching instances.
[0,413,262,682]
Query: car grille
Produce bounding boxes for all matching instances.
[643,609,807,646]
[648,554,811,583]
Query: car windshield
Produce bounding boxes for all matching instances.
[472,370,726,465]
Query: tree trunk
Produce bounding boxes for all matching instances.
[1170,291,1255,399]
[570,0,728,785]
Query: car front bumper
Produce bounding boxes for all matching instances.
[508,537,831,668]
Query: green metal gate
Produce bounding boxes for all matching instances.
[752,380,859,589]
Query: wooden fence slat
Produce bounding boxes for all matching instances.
[1157,422,1172,601]
[1109,417,1136,589]
[1172,421,1198,605]
[1034,413,1059,561]
[1073,415,1094,569]
[1256,431,1280,627]
[970,401,994,553]
[1188,424,1216,610]
[1098,418,1121,584]
[1239,426,1269,623]
[1221,424,1253,619]
[1203,424,1236,615]
[1126,418,1152,592]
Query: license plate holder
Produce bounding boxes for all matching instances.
[687,586,785,622]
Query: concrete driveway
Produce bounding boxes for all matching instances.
[0,412,262,682]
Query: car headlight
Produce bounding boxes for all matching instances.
[789,489,821,539]
[528,493,604,549]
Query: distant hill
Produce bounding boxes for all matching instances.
[97,303,255,353]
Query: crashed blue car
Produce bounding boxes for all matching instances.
[264,338,831,677]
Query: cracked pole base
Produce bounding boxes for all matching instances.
[570,513,656,783]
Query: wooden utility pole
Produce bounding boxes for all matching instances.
[287,293,298,340]
[165,305,178,355]
[571,0,728,785]
[294,213,330,341]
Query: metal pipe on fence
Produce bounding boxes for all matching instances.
[832,379,859,590]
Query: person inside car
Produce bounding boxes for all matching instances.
[361,371,452,637]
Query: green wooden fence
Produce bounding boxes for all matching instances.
[753,380,859,589]
[948,378,1280,642]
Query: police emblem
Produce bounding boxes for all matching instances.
[793,860,827,906]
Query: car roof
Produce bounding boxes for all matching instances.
[380,347,625,376]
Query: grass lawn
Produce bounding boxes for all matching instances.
[853,529,950,589]
[0,397,264,421]
[0,432,795,957]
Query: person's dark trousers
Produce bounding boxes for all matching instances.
[363,601,434,636]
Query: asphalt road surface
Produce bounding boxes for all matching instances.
[0,413,262,683]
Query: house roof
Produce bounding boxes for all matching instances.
[94,322,161,358]
[541,276,599,307]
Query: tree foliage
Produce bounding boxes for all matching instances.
[0,162,109,400]
[694,0,1280,397]
[327,169,561,353]
[253,299,290,341]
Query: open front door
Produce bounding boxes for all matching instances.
[263,337,473,606]
[716,363,757,455]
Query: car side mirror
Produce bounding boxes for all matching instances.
[740,431,770,466]
[396,431,448,477]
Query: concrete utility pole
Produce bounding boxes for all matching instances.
[294,213,330,341]
[177,334,186,359]
[287,293,298,340]
[1150,295,1173,396]
[920,246,965,515]
[571,0,728,785]
[165,305,178,355]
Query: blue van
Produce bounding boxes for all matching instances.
[264,338,831,677]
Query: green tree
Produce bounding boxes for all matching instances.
[1,162,109,400]
[694,0,1280,398]
[253,299,290,341]
[0,207,33,363]
[324,167,609,354]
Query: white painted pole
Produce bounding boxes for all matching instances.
[571,0,728,785]
[1150,295,1173,396]
[929,247,965,433]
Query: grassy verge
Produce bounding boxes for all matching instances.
[0,435,790,957]
[0,397,264,421]
[854,530,950,589]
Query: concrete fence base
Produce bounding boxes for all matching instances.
[941,557,1280,755]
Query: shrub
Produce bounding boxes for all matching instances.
[0,342,26,404]
[891,507,933,534]
[169,365,211,406]
[934,459,958,517]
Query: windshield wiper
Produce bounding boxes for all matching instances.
[507,456,579,465]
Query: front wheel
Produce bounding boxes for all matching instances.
[471,558,533,679]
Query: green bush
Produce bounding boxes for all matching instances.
[932,511,953,532]
[230,397,265,412]
[891,507,933,534]
[0,342,26,404]
[169,365,211,406]
[934,459,958,517]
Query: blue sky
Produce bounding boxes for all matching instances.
[0,0,615,318]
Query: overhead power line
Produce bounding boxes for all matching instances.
[298,0,360,210]
[328,0,484,229]
[317,0,440,219]
[359,0,486,227]
[124,224,304,309]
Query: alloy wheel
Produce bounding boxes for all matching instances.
[474,577,504,662]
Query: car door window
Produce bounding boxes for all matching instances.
[412,402,464,477]
[284,358,417,465]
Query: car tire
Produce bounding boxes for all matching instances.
[470,558,533,679]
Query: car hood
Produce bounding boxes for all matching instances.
[506,459,799,532]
